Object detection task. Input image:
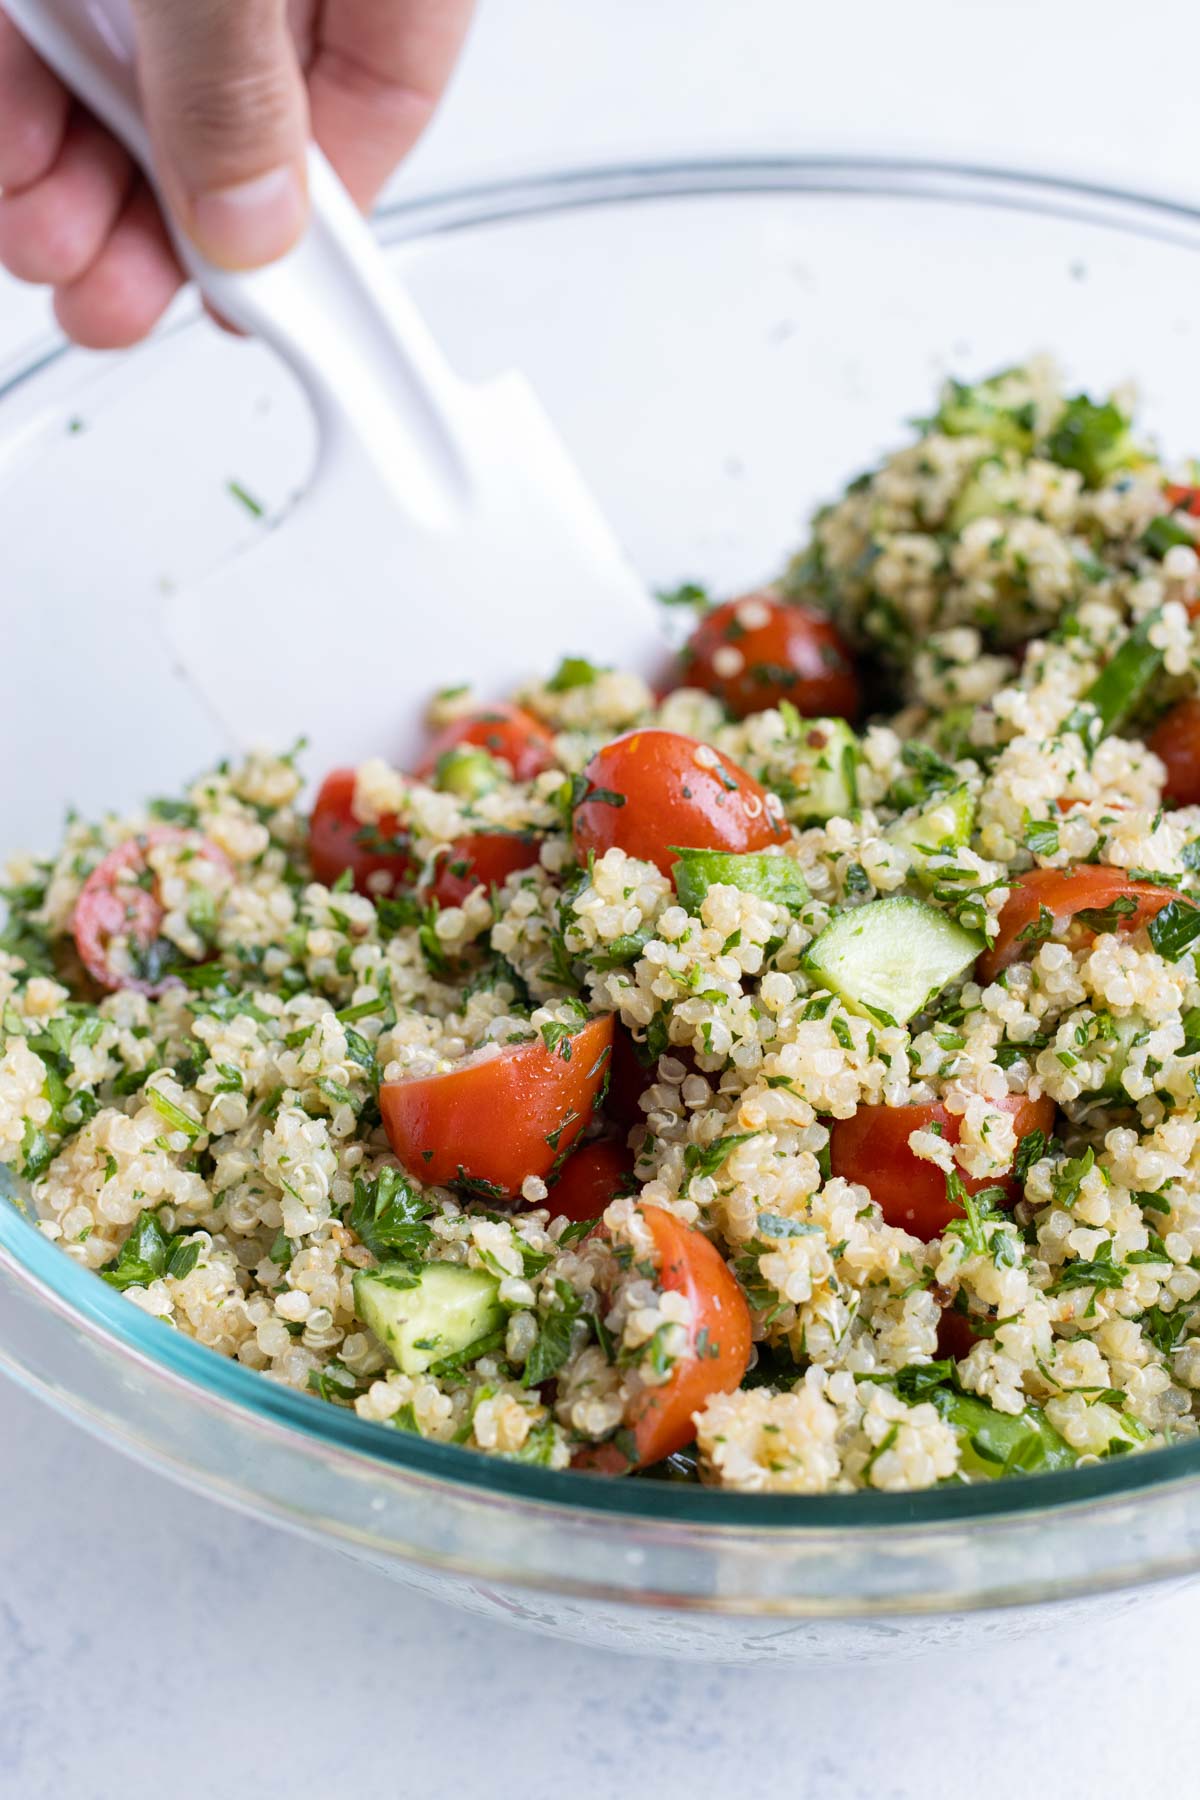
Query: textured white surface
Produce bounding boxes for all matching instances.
[3,1377,1199,1800]
[3,0,1200,1793]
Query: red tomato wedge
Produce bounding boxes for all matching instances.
[416,703,558,783]
[683,593,860,721]
[829,1093,1056,1240]
[977,866,1177,985]
[380,1014,614,1197]
[72,827,232,995]
[546,1140,635,1224]
[573,729,786,876]
[309,769,412,895]
[1148,697,1200,807]
[1165,483,1200,516]
[575,1207,752,1472]
[425,832,542,909]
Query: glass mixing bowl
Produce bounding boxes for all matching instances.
[5,156,1200,1665]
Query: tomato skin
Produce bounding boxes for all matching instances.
[575,1207,752,1472]
[72,828,231,995]
[937,1308,980,1362]
[684,593,860,721]
[573,729,786,876]
[1148,698,1200,807]
[606,1028,655,1129]
[380,1014,614,1197]
[828,1092,1057,1240]
[416,703,558,784]
[425,832,542,909]
[1165,483,1200,516]
[546,1140,634,1223]
[309,769,412,895]
[977,866,1177,985]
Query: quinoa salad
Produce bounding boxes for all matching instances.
[7,360,1200,1495]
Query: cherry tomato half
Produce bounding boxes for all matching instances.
[416,703,558,784]
[425,832,542,910]
[683,593,860,721]
[829,1092,1056,1240]
[1148,698,1200,807]
[72,828,232,995]
[309,769,412,896]
[380,1014,614,1197]
[546,1140,635,1224]
[576,1207,752,1472]
[573,729,786,877]
[977,866,1177,985]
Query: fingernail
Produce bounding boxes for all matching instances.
[188,165,307,269]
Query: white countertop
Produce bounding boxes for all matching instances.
[4,1,1200,1793]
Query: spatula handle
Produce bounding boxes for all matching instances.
[3,0,472,526]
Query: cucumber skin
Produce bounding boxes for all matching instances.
[1080,611,1163,736]
[354,1261,503,1377]
[672,848,809,915]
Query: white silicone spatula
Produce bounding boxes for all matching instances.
[4,0,661,774]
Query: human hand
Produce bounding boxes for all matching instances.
[0,0,475,347]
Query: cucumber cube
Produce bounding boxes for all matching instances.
[803,896,983,1026]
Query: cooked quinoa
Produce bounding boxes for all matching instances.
[7,358,1200,1493]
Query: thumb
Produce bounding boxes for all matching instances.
[129,0,309,270]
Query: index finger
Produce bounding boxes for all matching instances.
[305,0,475,209]
[0,13,72,192]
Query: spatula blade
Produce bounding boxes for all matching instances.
[165,372,664,776]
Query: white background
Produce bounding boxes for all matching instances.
[4,1,1200,1794]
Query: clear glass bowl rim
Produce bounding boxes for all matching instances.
[5,150,1200,1532]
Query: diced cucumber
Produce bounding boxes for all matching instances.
[930,1388,1075,1478]
[354,1261,503,1375]
[947,460,1009,534]
[1074,611,1163,738]
[1060,1398,1152,1460]
[886,785,976,883]
[433,745,505,800]
[803,896,983,1026]
[930,705,978,761]
[671,847,808,915]
[935,374,1036,452]
[777,717,859,824]
[1088,1013,1150,1101]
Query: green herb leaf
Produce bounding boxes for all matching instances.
[682,1131,757,1186]
[345,1166,434,1263]
[1047,1238,1126,1297]
[1075,895,1139,936]
[145,1086,202,1140]
[1142,514,1196,558]
[1023,818,1060,858]
[655,581,710,610]
[523,1279,584,1387]
[1147,899,1200,963]
[546,656,605,692]
[1046,394,1142,488]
